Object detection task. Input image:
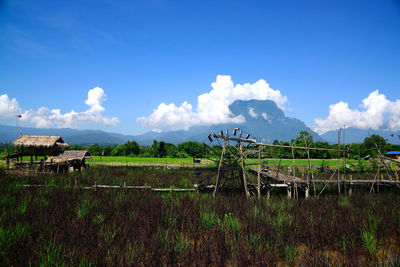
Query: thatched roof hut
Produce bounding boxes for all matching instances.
[47,150,92,163]
[47,150,92,172]
[12,135,68,147]
[12,135,69,156]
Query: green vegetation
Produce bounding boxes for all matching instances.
[1,167,400,265]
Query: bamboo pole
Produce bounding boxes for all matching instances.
[343,125,346,176]
[337,128,341,196]
[257,145,261,199]
[239,141,250,198]
[303,134,314,197]
[213,138,227,197]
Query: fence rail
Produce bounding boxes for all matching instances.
[19,183,197,192]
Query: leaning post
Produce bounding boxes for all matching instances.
[257,144,261,199]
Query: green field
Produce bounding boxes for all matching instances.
[88,157,360,169]
[87,156,214,167]
[3,155,396,172]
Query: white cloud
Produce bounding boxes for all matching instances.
[261,112,271,123]
[0,94,22,119]
[6,87,119,128]
[312,90,400,134]
[248,108,259,118]
[137,75,288,131]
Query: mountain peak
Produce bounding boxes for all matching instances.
[229,99,285,122]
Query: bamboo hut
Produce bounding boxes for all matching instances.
[9,135,69,163]
[47,150,92,172]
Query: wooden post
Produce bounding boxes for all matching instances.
[291,146,296,179]
[213,138,227,197]
[287,184,292,199]
[343,125,346,182]
[349,175,353,196]
[94,181,97,191]
[305,187,309,199]
[377,166,380,193]
[396,173,399,182]
[303,134,314,196]
[257,145,261,199]
[267,189,270,199]
[239,141,250,198]
[301,173,304,180]
[337,128,341,196]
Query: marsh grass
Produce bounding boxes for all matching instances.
[0,223,28,257]
[93,213,105,226]
[37,239,66,267]
[200,211,218,229]
[361,230,377,257]
[1,167,400,265]
[173,234,190,256]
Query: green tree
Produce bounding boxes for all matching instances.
[111,145,125,156]
[88,144,102,156]
[363,134,386,150]
[177,141,204,158]
[157,141,167,158]
[124,141,140,156]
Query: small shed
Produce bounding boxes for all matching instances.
[47,150,92,172]
[384,151,400,162]
[10,135,69,162]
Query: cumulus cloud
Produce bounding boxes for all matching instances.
[137,75,288,131]
[312,90,400,134]
[0,94,22,119]
[2,87,119,128]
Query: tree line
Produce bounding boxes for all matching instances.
[64,131,400,159]
[1,131,399,159]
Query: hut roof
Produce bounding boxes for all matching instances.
[48,150,92,162]
[12,135,69,148]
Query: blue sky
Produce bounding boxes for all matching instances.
[1,0,400,135]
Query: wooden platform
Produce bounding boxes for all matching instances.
[250,168,400,186]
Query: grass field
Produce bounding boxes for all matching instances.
[87,156,359,168]
[88,156,213,167]
[1,166,399,266]
[2,155,397,173]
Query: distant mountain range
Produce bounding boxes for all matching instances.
[320,128,400,145]
[1,99,399,145]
